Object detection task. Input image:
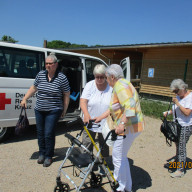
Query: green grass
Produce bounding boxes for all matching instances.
[140,99,172,120]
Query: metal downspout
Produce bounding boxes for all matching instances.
[184,59,188,82]
[98,49,110,65]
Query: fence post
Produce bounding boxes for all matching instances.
[184,59,188,82]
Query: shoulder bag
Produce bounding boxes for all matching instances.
[160,101,181,146]
[102,115,116,146]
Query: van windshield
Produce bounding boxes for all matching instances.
[0,46,44,78]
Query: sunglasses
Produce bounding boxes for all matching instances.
[173,89,179,94]
[95,76,105,79]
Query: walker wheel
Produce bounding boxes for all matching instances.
[54,182,70,192]
[90,174,103,188]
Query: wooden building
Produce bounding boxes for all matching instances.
[63,42,192,97]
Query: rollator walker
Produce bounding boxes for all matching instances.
[54,119,120,192]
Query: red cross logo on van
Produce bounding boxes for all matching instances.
[0,93,11,110]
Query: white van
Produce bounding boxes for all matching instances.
[0,42,130,142]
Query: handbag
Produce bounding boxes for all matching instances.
[15,107,29,136]
[102,115,116,146]
[160,102,181,146]
[106,114,116,130]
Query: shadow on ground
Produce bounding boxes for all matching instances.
[164,155,192,173]
[130,159,152,192]
[2,120,83,144]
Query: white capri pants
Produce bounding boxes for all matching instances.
[112,131,140,192]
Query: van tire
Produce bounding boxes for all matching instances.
[0,127,12,142]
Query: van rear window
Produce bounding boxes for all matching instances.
[0,46,44,78]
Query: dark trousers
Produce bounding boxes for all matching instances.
[35,109,63,159]
[82,129,109,157]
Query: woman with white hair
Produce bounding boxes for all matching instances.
[163,79,192,178]
[80,64,113,175]
[21,53,70,167]
[96,64,144,192]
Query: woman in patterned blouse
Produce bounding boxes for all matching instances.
[96,64,144,192]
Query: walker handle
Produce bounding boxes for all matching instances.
[86,120,101,129]
[65,133,82,147]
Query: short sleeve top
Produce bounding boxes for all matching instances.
[81,80,113,132]
[34,70,70,111]
[172,92,192,126]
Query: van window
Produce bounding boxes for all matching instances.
[85,59,102,82]
[0,46,44,78]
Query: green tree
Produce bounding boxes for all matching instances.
[47,40,88,49]
[47,40,71,48]
[69,43,88,48]
[1,35,18,43]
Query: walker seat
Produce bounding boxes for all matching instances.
[68,152,93,168]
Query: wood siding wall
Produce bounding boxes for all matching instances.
[141,47,192,89]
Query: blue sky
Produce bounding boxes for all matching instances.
[1,0,192,47]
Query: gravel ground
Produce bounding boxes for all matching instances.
[0,116,192,192]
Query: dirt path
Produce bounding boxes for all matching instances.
[0,116,192,192]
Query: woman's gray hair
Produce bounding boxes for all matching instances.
[170,79,188,91]
[105,64,124,79]
[46,52,57,62]
[93,64,106,75]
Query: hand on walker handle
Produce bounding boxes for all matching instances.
[115,124,125,135]
[94,116,102,123]
[83,113,91,123]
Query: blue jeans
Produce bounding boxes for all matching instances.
[35,109,63,159]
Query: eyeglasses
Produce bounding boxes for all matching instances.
[45,62,55,65]
[173,89,179,94]
[95,76,105,79]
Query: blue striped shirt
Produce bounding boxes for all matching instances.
[34,70,70,111]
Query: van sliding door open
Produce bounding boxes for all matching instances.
[55,54,82,120]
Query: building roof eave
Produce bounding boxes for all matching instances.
[62,41,192,51]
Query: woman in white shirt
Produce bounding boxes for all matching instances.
[80,64,112,174]
[164,79,192,178]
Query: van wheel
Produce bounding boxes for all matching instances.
[0,127,12,142]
